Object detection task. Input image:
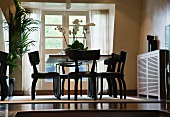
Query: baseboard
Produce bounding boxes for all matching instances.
[0,90,24,96]
[13,90,24,96]
[126,90,137,96]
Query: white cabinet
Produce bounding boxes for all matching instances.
[137,49,168,99]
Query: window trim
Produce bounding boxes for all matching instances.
[41,11,89,73]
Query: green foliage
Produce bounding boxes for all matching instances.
[64,40,88,53]
[7,0,40,76]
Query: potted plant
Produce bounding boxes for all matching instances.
[4,0,40,96]
[64,40,88,54]
[56,19,95,54]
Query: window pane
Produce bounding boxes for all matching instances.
[69,38,74,44]
[69,26,84,37]
[45,54,56,82]
[69,16,86,25]
[45,38,62,49]
[45,26,62,37]
[45,15,62,24]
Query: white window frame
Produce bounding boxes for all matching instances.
[41,11,89,89]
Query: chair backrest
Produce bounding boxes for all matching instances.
[105,51,127,73]
[68,50,100,72]
[104,53,119,72]
[69,50,100,60]
[28,51,40,73]
[0,51,8,77]
[58,61,82,74]
[0,51,8,63]
[118,51,127,73]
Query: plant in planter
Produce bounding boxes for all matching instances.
[64,40,88,54]
[56,19,95,54]
[4,0,40,96]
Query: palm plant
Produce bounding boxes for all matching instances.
[6,0,40,76]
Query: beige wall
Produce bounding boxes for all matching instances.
[0,0,143,92]
[113,1,142,90]
[139,0,168,53]
[0,0,15,22]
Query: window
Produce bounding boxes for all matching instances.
[45,15,63,49]
[42,11,89,82]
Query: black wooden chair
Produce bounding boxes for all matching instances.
[57,61,82,97]
[28,51,60,100]
[98,51,127,99]
[68,49,100,100]
[0,51,8,101]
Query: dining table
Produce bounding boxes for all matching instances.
[46,54,112,99]
[47,54,112,63]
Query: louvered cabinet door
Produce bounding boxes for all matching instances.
[137,50,168,99]
[147,52,160,99]
[137,56,147,97]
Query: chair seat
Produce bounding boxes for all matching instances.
[98,72,124,78]
[59,61,82,67]
[32,72,60,78]
[60,74,69,78]
[69,72,98,78]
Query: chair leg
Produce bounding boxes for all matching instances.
[92,77,97,100]
[106,78,112,97]
[68,77,70,100]
[75,78,78,100]
[0,80,4,101]
[1,78,8,101]
[121,77,126,99]
[62,79,65,96]
[117,78,122,99]
[53,77,61,100]
[53,78,57,96]
[31,78,38,100]
[111,78,117,98]
[100,77,103,100]
[88,77,92,97]
[80,77,82,96]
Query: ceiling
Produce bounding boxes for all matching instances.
[21,2,115,11]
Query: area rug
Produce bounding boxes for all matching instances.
[0,95,162,104]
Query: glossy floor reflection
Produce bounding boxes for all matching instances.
[0,95,170,117]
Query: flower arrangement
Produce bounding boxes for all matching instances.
[82,22,95,43]
[56,26,68,45]
[55,19,95,54]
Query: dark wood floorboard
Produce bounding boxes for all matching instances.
[0,95,170,117]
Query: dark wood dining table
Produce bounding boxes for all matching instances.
[46,54,112,99]
[47,54,112,63]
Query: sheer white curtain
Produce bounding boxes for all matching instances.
[22,9,42,95]
[0,9,9,53]
[0,11,5,51]
[89,10,114,92]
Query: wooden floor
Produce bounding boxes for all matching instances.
[0,95,170,117]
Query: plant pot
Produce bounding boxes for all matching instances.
[65,51,69,55]
[8,78,15,97]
